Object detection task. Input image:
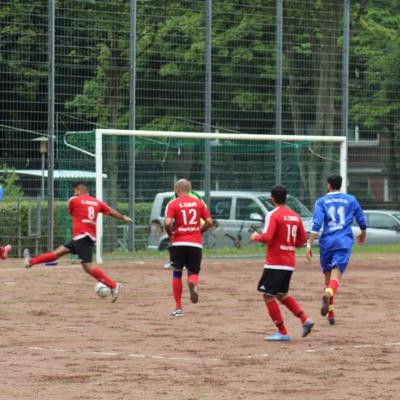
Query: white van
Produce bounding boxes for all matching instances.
[147,190,313,250]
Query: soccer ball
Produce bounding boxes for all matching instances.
[95,282,111,298]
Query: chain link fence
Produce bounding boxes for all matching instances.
[1,0,399,255]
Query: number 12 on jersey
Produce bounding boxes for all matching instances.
[180,208,197,225]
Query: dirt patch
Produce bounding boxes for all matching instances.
[0,254,399,399]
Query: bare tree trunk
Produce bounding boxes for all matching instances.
[304,2,341,202]
[104,4,123,251]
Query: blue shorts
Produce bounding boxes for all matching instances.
[319,249,351,274]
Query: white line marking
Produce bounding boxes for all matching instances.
[4,282,16,285]
[27,339,400,364]
[245,353,268,359]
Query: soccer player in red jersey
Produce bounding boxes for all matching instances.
[23,181,132,302]
[164,179,213,316]
[250,185,314,341]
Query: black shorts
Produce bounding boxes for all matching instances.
[257,268,293,296]
[64,236,95,263]
[170,245,202,274]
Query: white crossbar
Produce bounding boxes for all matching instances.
[95,129,347,263]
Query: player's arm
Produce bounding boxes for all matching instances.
[199,204,212,234]
[164,217,174,239]
[108,208,133,223]
[68,197,75,216]
[295,221,308,248]
[164,202,175,239]
[250,212,276,243]
[354,200,367,244]
[306,200,324,260]
[99,201,132,223]
[200,218,213,234]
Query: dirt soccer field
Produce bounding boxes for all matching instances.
[0,254,399,400]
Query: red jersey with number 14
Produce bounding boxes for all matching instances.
[165,194,210,248]
[254,206,307,270]
[68,193,111,241]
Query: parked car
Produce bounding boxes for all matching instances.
[352,210,400,245]
[147,190,313,250]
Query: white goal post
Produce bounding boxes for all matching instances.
[95,129,347,263]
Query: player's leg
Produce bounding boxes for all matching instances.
[76,237,121,303]
[186,246,201,304]
[323,270,335,324]
[163,244,173,269]
[170,246,184,316]
[258,269,290,341]
[322,266,343,316]
[278,292,314,338]
[0,244,12,260]
[321,250,349,317]
[23,245,70,268]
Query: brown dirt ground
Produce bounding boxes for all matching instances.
[0,253,399,400]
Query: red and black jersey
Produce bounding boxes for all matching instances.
[254,206,307,270]
[68,193,111,241]
[165,194,210,248]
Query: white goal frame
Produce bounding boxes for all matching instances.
[95,129,347,263]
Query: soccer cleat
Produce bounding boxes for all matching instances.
[110,282,122,303]
[0,244,11,260]
[321,294,330,317]
[163,261,172,269]
[265,332,291,342]
[302,319,314,338]
[171,309,184,317]
[328,317,336,325]
[188,281,199,304]
[22,248,32,268]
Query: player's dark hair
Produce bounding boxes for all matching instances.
[327,174,342,190]
[271,185,287,205]
[73,181,87,189]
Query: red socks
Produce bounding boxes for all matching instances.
[282,296,308,324]
[30,252,57,266]
[266,300,288,335]
[187,274,199,286]
[90,267,116,289]
[172,278,183,309]
[325,278,340,297]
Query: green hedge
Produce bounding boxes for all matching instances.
[0,200,152,255]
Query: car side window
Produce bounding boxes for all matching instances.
[210,198,232,220]
[236,198,263,221]
[161,197,173,217]
[368,213,398,230]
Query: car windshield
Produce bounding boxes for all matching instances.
[258,195,312,218]
[394,213,400,221]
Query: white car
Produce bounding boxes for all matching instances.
[353,210,400,245]
[147,190,313,250]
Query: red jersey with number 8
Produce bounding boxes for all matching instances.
[68,194,111,241]
[254,206,307,270]
[165,194,210,248]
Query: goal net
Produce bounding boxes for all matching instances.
[94,129,346,263]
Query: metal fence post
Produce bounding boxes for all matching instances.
[128,0,137,251]
[342,0,350,189]
[47,0,55,251]
[275,0,283,185]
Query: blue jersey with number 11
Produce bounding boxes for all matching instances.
[311,192,367,251]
